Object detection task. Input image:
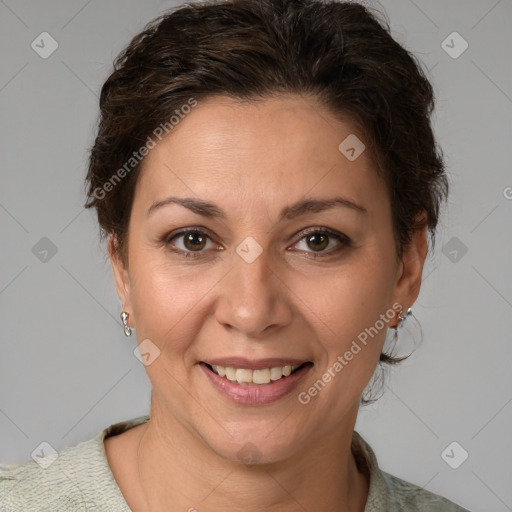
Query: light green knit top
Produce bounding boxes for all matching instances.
[0,415,470,511]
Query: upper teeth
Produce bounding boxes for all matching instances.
[211,364,301,385]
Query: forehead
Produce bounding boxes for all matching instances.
[134,94,385,218]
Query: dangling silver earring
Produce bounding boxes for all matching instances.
[394,307,412,330]
[120,311,132,337]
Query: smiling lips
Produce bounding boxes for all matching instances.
[201,358,312,386]
[209,363,302,385]
[200,359,313,405]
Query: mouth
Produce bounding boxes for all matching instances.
[199,359,314,405]
[201,361,313,386]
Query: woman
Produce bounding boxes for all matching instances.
[1,0,472,510]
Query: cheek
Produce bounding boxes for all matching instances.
[292,259,397,406]
[294,255,395,342]
[295,271,395,409]
[128,257,219,348]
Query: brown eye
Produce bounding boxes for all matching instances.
[305,232,329,252]
[183,232,207,251]
[293,228,350,258]
[164,229,215,258]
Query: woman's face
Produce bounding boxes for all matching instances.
[111,94,426,463]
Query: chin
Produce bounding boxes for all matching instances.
[200,422,305,466]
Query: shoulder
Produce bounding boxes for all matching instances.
[0,415,149,512]
[378,470,471,512]
[352,431,472,512]
[0,434,101,511]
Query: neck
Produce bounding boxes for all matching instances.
[133,399,368,512]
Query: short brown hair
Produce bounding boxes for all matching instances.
[84,0,448,402]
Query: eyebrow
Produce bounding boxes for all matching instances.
[147,195,367,221]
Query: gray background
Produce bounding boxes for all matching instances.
[1,1,511,510]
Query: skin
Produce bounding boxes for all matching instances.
[105,94,428,512]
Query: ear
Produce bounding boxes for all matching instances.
[108,236,133,322]
[391,213,429,322]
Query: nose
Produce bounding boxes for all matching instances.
[214,242,293,338]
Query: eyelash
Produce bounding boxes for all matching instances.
[161,227,351,260]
